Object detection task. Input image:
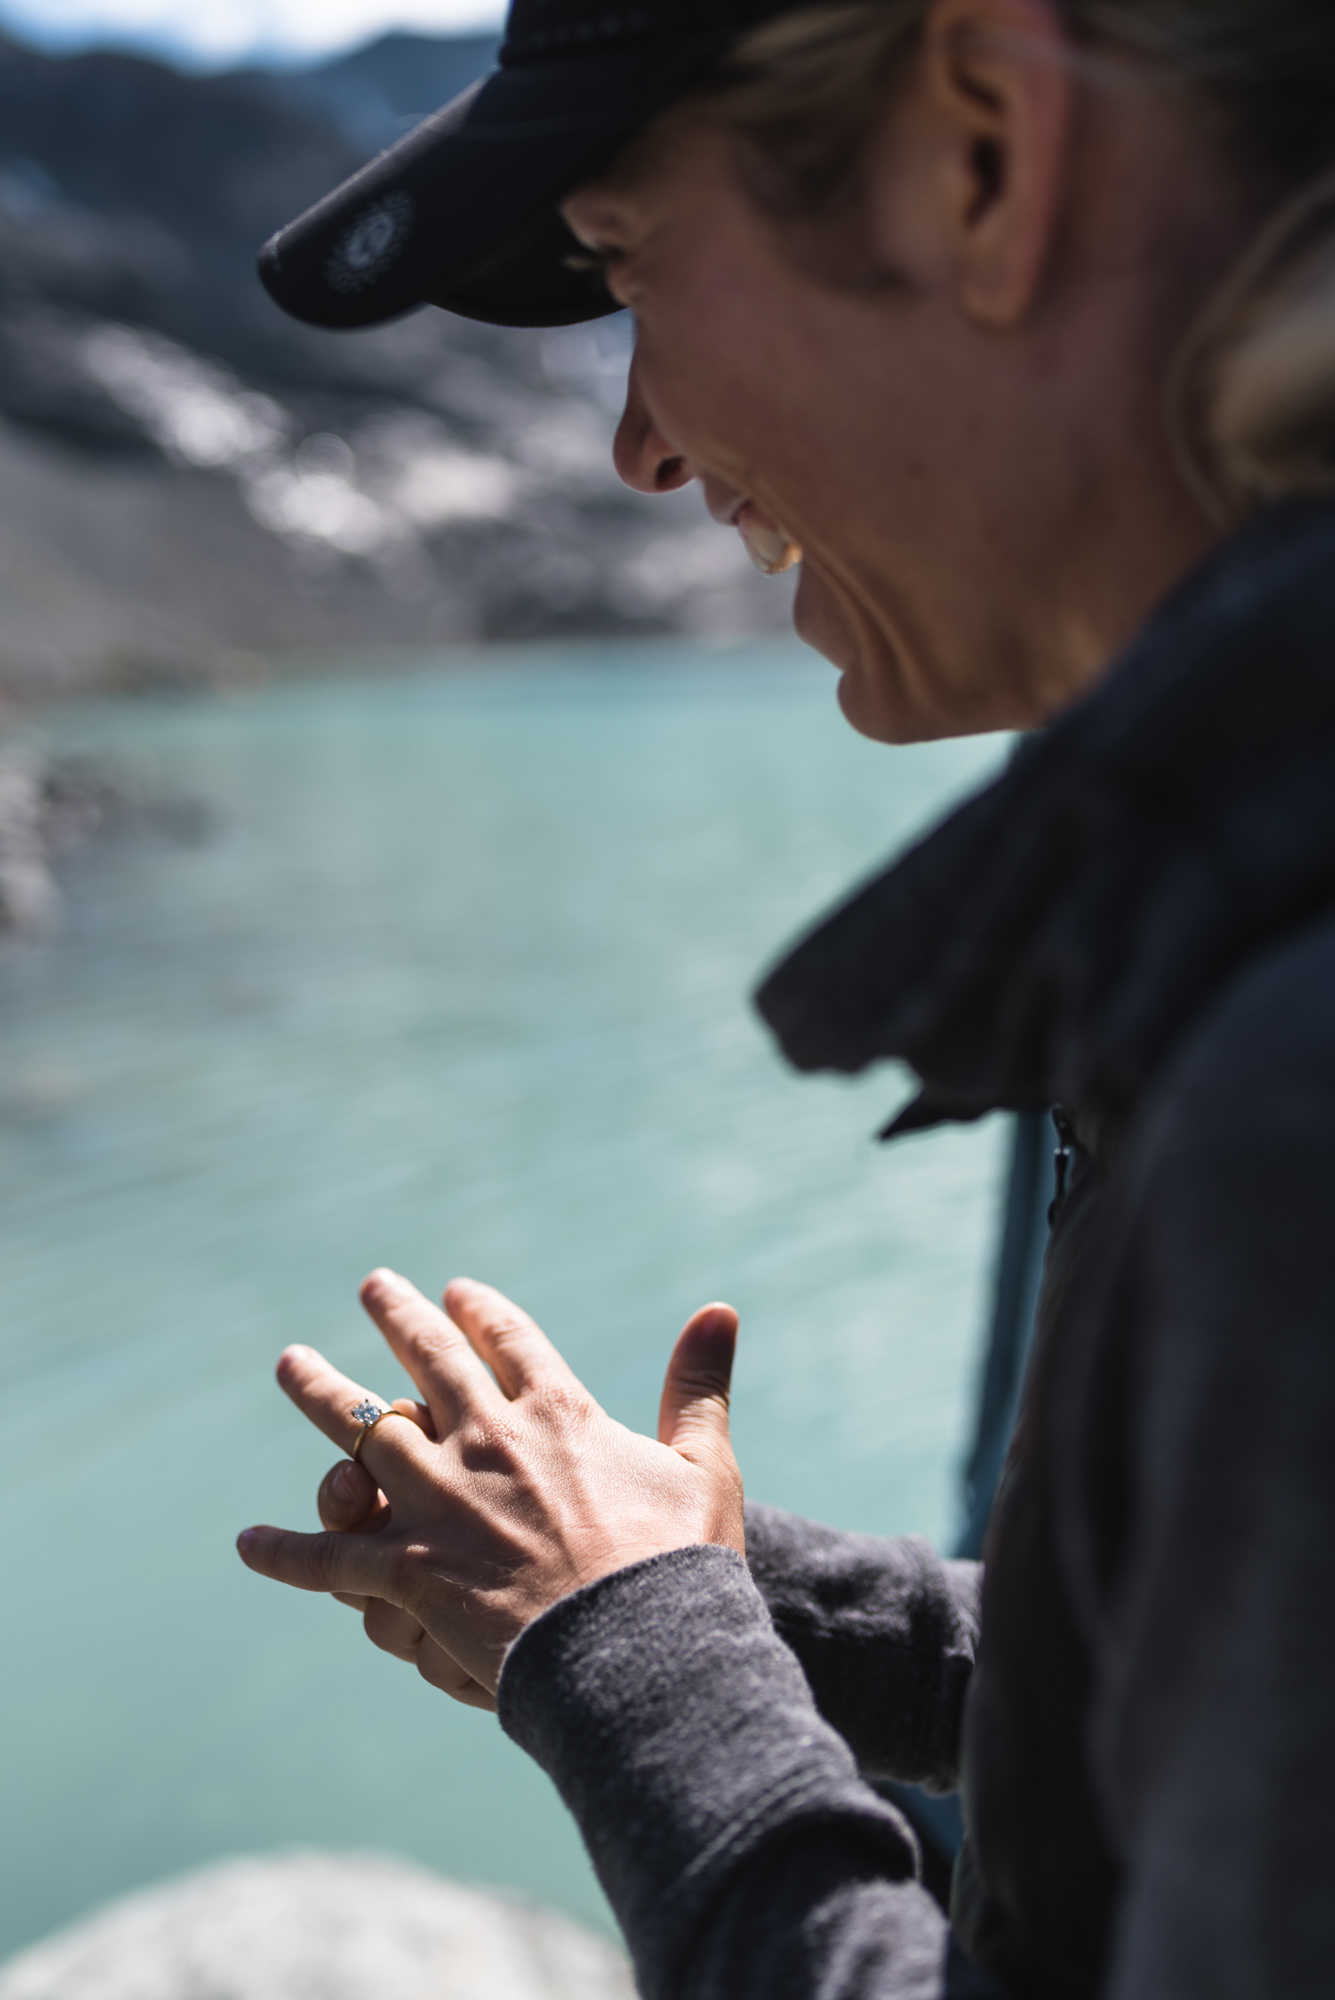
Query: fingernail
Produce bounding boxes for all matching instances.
[696,1307,737,1341]
[336,1462,361,1497]
[363,1268,402,1299]
[237,1528,258,1557]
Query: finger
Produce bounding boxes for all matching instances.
[397,1397,439,1443]
[275,1344,433,1494]
[317,1400,431,1532]
[416,1639,498,1711]
[360,1269,498,1434]
[318,1459,383,1533]
[237,1522,393,1602]
[657,1304,739,1461]
[443,1276,583,1401]
[333,1591,371,1612]
[360,1601,495,1710]
[363,1598,430,1665]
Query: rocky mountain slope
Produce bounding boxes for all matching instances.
[0,30,786,696]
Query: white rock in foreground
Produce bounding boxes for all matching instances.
[0,1851,635,2000]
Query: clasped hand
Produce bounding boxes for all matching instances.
[237,1270,744,1711]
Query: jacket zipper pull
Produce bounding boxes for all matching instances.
[1049,1106,1074,1226]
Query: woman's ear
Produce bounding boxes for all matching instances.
[871,0,1075,327]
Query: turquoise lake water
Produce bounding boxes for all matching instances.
[0,640,1008,1959]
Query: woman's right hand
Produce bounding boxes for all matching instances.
[316,1444,498,1713]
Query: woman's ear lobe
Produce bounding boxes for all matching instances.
[925,0,1074,327]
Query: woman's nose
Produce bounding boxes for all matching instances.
[613,357,695,495]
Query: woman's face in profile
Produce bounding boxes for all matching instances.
[562,22,1242,745]
[565,114,982,745]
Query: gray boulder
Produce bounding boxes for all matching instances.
[0,1851,634,2000]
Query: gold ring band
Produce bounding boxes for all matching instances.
[348,1398,406,1463]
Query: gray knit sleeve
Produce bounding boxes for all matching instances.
[744,1501,982,1791]
[497,1544,965,2000]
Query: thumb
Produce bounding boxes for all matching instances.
[658,1304,739,1460]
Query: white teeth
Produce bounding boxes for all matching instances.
[736,515,802,577]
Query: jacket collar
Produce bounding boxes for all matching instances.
[755,498,1335,1136]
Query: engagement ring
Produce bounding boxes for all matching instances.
[350,1397,391,1462]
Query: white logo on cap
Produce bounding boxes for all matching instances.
[327,191,414,294]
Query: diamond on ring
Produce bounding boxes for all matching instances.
[351,1398,386,1426]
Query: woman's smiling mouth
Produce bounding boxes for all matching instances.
[705,488,802,576]
[734,501,803,576]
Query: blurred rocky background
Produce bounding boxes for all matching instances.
[0,28,787,698]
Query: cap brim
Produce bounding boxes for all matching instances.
[257,33,731,331]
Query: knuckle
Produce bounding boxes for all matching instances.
[388,1536,431,1595]
[363,1601,421,1661]
[455,1412,525,1474]
[530,1380,592,1426]
[394,1542,449,1623]
[304,1535,343,1590]
[413,1324,464,1365]
[484,1312,532,1346]
[418,1650,465,1698]
[674,1364,731,1404]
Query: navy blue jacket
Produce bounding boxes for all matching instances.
[500,499,1335,1999]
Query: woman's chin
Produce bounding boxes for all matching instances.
[835,667,905,743]
[792,563,845,659]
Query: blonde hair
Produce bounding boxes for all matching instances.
[688,1,1335,513]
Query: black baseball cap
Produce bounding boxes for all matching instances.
[258,0,841,332]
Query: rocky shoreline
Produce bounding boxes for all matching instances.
[0,741,206,935]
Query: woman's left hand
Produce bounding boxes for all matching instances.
[237,1270,744,1698]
